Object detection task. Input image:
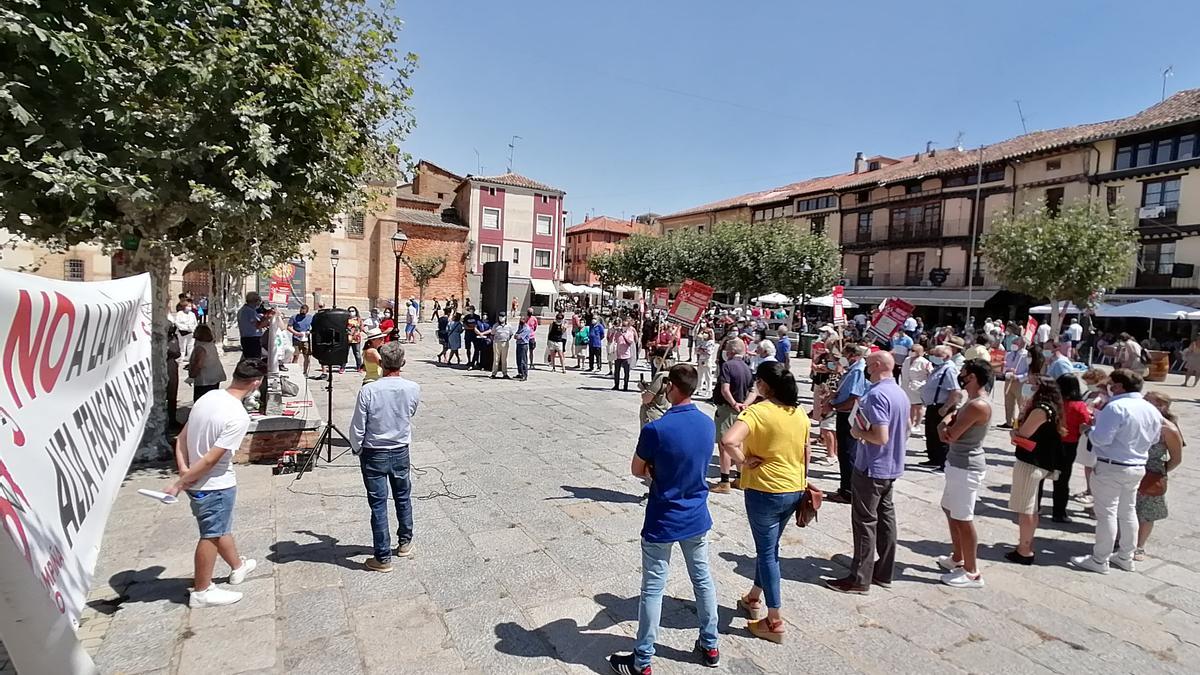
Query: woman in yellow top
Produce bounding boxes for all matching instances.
[361,328,387,383]
[720,361,810,644]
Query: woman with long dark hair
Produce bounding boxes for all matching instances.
[719,362,810,643]
[1043,374,1092,522]
[1005,376,1066,565]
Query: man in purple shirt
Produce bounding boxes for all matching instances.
[826,351,910,594]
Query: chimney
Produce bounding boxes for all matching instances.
[853,152,865,174]
[925,141,935,156]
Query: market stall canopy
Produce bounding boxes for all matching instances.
[1029,301,1082,314]
[561,283,601,295]
[1096,298,1197,320]
[752,292,792,305]
[807,294,860,309]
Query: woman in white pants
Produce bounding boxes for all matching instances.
[174,301,199,360]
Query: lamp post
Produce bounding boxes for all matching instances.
[799,260,813,335]
[330,249,340,309]
[391,230,409,325]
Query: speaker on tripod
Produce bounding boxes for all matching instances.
[312,308,350,367]
[296,307,352,479]
[481,261,509,320]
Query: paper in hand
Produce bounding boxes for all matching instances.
[137,488,179,504]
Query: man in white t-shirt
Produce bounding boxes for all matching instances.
[165,359,265,607]
[1035,321,1051,345]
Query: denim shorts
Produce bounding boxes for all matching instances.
[187,486,237,538]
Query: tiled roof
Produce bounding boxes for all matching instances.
[385,207,467,230]
[467,172,563,193]
[665,88,1200,212]
[566,216,635,236]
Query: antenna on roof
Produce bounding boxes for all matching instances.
[1163,65,1175,102]
[507,135,522,173]
[953,131,965,152]
[1014,100,1029,134]
[473,148,481,174]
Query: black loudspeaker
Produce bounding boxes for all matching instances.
[311,308,350,367]
[481,261,509,320]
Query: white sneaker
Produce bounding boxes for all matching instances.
[1070,554,1110,574]
[229,557,257,585]
[935,555,963,571]
[1111,555,1137,572]
[941,568,985,589]
[189,585,244,608]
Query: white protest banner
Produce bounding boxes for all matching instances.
[0,269,153,674]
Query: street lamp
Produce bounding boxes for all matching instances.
[330,248,340,309]
[799,260,813,333]
[391,230,409,324]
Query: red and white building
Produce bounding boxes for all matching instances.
[453,172,566,308]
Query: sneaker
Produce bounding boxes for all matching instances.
[365,557,393,573]
[1133,547,1146,562]
[824,576,869,595]
[871,577,892,589]
[694,641,720,668]
[941,568,985,589]
[934,555,963,571]
[394,541,414,557]
[189,585,243,608]
[1070,554,1110,574]
[1111,554,1136,572]
[709,481,731,494]
[607,652,650,675]
[228,557,257,585]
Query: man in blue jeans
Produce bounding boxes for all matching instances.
[349,342,421,572]
[609,364,720,674]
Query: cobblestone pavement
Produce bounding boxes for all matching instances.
[9,325,1200,674]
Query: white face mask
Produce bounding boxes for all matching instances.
[839,357,850,367]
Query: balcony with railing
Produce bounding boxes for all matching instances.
[1126,264,1199,289]
[849,271,986,288]
[1137,203,1179,228]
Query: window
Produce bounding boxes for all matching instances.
[752,209,767,222]
[536,214,552,235]
[905,252,925,285]
[889,203,942,240]
[857,190,869,204]
[945,168,1006,188]
[1106,185,1123,210]
[868,160,881,171]
[697,224,705,234]
[534,249,552,268]
[1045,187,1065,217]
[796,195,837,212]
[1115,129,1200,170]
[810,215,826,235]
[1142,177,1181,209]
[1046,159,1062,171]
[487,187,497,196]
[856,213,872,242]
[437,192,446,200]
[64,258,84,281]
[482,207,501,229]
[512,248,519,264]
[1140,242,1175,276]
[480,245,500,264]
[346,212,365,238]
[906,184,922,194]
[857,255,874,285]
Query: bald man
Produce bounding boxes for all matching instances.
[827,350,912,594]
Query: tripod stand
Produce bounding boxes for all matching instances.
[295,363,351,479]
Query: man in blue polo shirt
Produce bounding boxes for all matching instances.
[829,345,870,503]
[609,364,720,674]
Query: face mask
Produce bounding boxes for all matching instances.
[928,355,944,366]
[1009,344,1020,352]
[1042,350,1054,358]
[1021,384,1035,399]
[838,357,849,367]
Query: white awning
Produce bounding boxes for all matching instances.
[530,278,557,295]
[843,288,997,308]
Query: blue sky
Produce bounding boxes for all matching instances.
[396,0,1199,224]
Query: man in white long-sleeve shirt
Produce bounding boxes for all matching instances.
[349,341,421,573]
[1072,369,1162,574]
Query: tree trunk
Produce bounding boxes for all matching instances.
[1049,298,1065,339]
[132,242,173,461]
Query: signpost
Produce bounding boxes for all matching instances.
[667,279,715,328]
[832,285,846,326]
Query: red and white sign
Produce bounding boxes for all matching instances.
[867,297,915,342]
[1023,316,1037,344]
[652,287,670,310]
[831,285,846,326]
[667,279,714,327]
[0,269,153,673]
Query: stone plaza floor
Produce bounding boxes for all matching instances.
[8,327,1200,674]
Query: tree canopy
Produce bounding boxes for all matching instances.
[0,0,417,455]
[983,199,1137,333]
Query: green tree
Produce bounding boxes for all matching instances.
[983,199,1137,335]
[0,0,416,456]
[587,251,622,295]
[402,253,447,318]
[613,233,676,296]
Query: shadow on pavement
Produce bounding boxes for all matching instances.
[548,485,643,504]
[97,565,191,613]
[719,551,845,587]
[268,529,371,571]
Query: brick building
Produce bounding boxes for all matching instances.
[564,216,636,284]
